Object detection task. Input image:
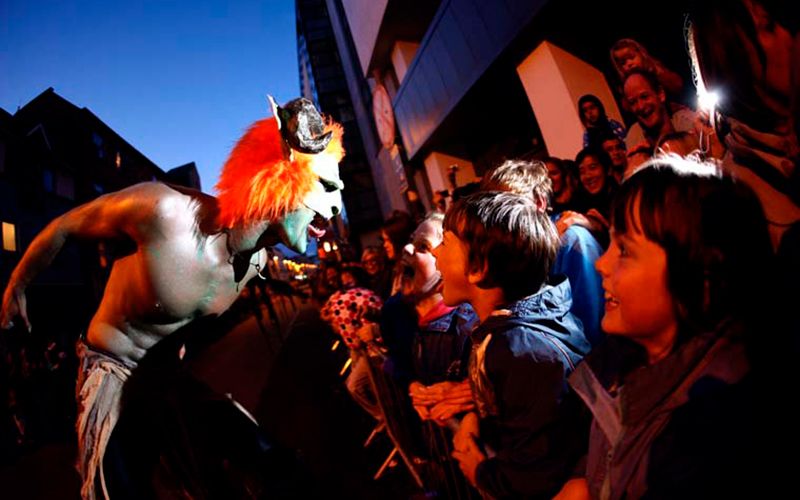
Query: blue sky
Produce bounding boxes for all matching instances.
[1,0,299,193]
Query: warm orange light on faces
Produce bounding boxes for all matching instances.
[432,231,472,307]
[578,155,607,195]
[595,201,678,364]
[624,74,668,132]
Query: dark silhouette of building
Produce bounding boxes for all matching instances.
[1,87,167,328]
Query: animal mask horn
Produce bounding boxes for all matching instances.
[269,95,332,154]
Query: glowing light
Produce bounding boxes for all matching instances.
[339,357,352,376]
[697,89,719,114]
[322,241,332,253]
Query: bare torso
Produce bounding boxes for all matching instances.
[86,184,266,364]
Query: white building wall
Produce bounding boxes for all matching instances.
[341,0,388,75]
[517,41,622,160]
[423,151,478,196]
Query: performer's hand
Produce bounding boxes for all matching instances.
[1,284,31,332]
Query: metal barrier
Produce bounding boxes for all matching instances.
[417,420,481,499]
[246,276,310,346]
[356,347,480,498]
[360,349,425,488]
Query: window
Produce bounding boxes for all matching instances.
[115,152,122,169]
[2,222,17,252]
[43,170,75,199]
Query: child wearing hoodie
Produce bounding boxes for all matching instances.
[434,191,590,498]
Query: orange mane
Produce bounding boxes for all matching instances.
[215,117,344,228]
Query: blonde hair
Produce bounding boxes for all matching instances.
[480,159,551,210]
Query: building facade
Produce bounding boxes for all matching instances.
[296,0,384,244]
[329,0,693,212]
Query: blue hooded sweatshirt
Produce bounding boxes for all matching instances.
[469,276,591,499]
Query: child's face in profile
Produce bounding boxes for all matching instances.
[432,230,472,307]
[401,220,442,297]
[595,203,679,364]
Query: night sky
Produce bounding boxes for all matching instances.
[1,0,300,193]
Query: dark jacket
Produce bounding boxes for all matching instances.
[470,277,591,499]
[412,303,478,385]
[379,294,419,383]
[569,321,757,499]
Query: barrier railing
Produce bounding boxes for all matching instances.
[352,346,479,498]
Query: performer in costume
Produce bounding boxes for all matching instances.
[0,96,345,500]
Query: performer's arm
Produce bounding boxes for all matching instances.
[1,182,169,330]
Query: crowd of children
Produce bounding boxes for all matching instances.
[318,1,798,496]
